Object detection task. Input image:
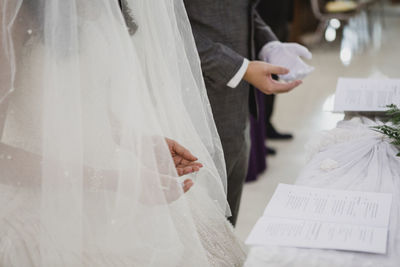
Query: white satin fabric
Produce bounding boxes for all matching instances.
[245,117,400,267]
[0,0,245,266]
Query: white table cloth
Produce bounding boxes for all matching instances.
[245,117,400,267]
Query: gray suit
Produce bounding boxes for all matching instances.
[184,0,277,225]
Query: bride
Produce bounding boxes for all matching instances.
[0,0,245,266]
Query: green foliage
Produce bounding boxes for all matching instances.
[372,104,400,156]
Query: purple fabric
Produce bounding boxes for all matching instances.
[246,90,267,182]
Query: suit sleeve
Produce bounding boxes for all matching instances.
[190,30,246,89]
[253,10,278,54]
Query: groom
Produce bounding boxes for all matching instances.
[184,0,308,225]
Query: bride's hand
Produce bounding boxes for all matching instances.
[182,179,194,193]
[165,138,203,176]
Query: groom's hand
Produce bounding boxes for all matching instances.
[259,41,314,82]
[243,61,302,95]
[165,138,203,176]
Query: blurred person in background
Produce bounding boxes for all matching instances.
[246,0,297,183]
[258,0,295,143]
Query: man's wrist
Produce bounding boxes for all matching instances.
[227,58,250,88]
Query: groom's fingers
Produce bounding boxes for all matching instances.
[266,64,289,75]
[268,77,302,94]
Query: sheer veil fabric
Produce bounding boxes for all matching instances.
[0,0,245,266]
[124,0,229,215]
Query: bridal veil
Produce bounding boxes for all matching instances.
[0,0,236,266]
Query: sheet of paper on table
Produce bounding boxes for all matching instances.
[333,78,400,112]
[246,184,392,254]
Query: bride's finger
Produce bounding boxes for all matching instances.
[177,161,203,169]
[178,157,199,165]
[183,179,194,193]
[179,166,199,176]
[172,141,198,161]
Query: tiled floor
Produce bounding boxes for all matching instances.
[235,4,400,241]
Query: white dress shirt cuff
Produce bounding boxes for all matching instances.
[227,58,249,88]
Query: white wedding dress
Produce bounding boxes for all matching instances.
[0,0,246,266]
